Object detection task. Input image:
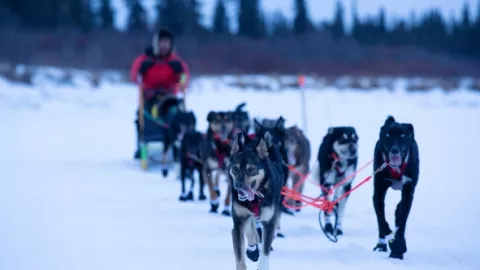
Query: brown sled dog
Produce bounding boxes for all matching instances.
[203,110,238,216]
[284,126,311,211]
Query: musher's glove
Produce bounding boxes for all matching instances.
[168,61,184,74]
[139,59,155,75]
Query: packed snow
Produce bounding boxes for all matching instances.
[1,75,480,270]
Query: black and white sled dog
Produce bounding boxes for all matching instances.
[229,131,283,270]
[316,126,359,236]
[179,130,206,202]
[170,111,197,162]
[372,116,419,260]
[253,117,294,216]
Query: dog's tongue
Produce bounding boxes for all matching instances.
[390,155,402,166]
[245,187,256,201]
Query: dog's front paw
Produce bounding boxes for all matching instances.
[185,191,193,201]
[209,203,219,213]
[373,243,388,252]
[335,228,343,236]
[389,252,404,260]
[388,236,406,259]
[246,244,259,262]
[198,193,207,201]
[221,209,231,216]
[324,223,334,235]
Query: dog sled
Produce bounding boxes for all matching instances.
[138,90,185,176]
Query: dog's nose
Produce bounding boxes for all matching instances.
[233,181,244,190]
[391,148,400,155]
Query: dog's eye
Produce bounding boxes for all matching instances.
[231,167,240,174]
[400,133,405,138]
[246,167,257,174]
[385,133,390,137]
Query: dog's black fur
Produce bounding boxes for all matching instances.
[169,111,197,162]
[372,116,419,260]
[229,131,283,270]
[253,117,294,216]
[317,126,359,236]
[179,130,206,202]
[203,110,237,216]
[232,102,251,133]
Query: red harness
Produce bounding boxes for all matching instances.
[212,132,233,169]
[382,151,409,180]
[329,152,347,176]
[247,196,263,217]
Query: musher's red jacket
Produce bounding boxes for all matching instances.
[130,47,190,99]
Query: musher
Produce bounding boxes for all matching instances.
[130,29,190,159]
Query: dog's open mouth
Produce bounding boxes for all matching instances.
[237,181,256,202]
[388,154,403,167]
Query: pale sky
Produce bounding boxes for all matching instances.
[112,0,479,31]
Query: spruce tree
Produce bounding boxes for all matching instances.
[330,1,345,40]
[212,0,229,35]
[237,0,264,38]
[98,0,115,29]
[126,0,148,31]
[293,0,312,35]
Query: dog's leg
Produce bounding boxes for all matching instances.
[280,164,295,216]
[275,213,284,238]
[232,217,248,270]
[197,165,206,200]
[222,175,232,216]
[185,168,194,201]
[290,172,300,207]
[373,179,393,252]
[245,217,260,262]
[389,183,415,259]
[204,168,219,213]
[179,162,188,201]
[322,170,336,234]
[214,170,221,196]
[259,218,277,270]
[334,183,351,236]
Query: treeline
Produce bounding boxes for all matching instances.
[1,0,479,75]
[2,0,480,59]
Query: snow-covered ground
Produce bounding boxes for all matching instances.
[1,76,480,270]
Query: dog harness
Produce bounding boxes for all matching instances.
[245,176,268,218]
[329,152,349,176]
[382,151,410,180]
[211,133,230,169]
[247,196,263,217]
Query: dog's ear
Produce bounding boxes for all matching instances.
[234,102,246,112]
[275,117,285,131]
[231,132,245,155]
[384,115,395,126]
[403,123,414,138]
[256,136,269,159]
[328,127,335,134]
[207,111,216,122]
